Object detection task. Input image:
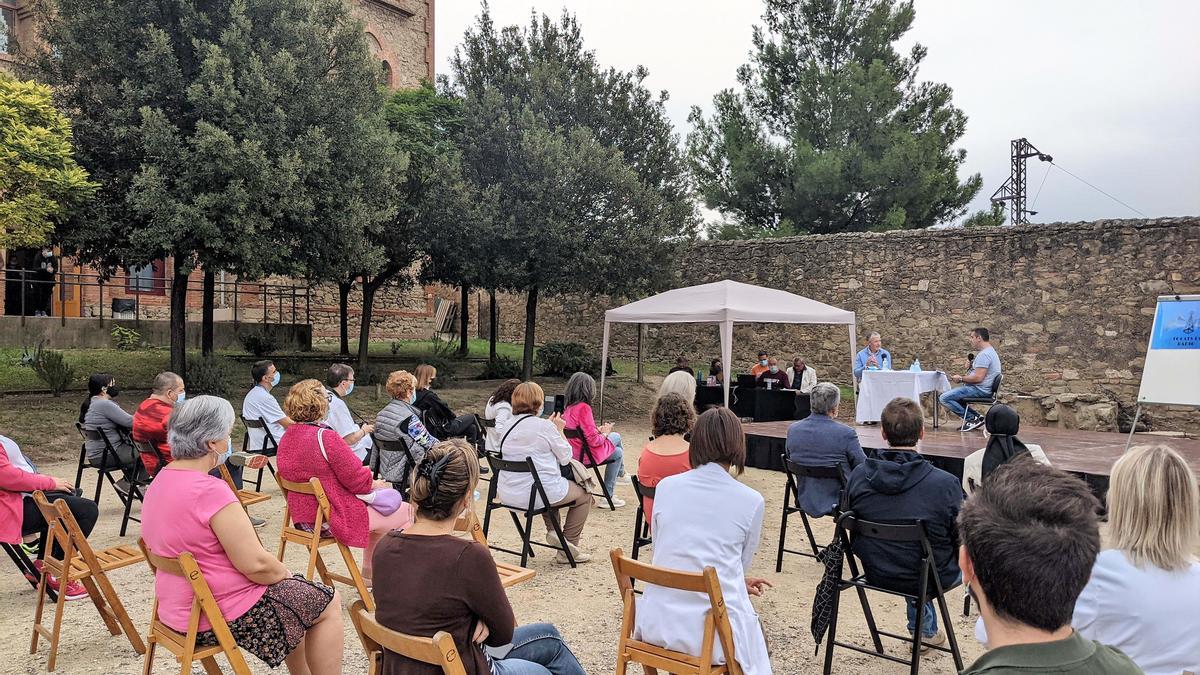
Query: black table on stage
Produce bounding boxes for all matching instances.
[694,385,810,425]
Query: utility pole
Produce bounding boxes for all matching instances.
[989,138,1053,225]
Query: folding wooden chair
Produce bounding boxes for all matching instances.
[240,416,279,492]
[609,548,742,675]
[29,491,145,671]
[563,427,618,510]
[137,539,252,675]
[4,540,55,599]
[776,457,846,571]
[349,599,466,675]
[453,510,534,588]
[274,474,375,611]
[217,463,271,510]
[480,454,576,568]
[629,477,654,560]
[74,423,130,506]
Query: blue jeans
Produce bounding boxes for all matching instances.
[939,384,990,420]
[906,599,937,638]
[602,433,625,497]
[489,624,585,675]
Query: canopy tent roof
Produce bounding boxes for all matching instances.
[604,279,856,325]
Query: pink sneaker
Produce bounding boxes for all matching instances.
[33,560,89,601]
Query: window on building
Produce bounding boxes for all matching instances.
[126,260,166,295]
[0,5,16,54]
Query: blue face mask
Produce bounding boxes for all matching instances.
[271,371,281,387]
[217,438,233,465]
[408,392,417,405]
[760,359,769,366]
[345,382,354,396]
[176,391,186,404]
[769,365,779,374]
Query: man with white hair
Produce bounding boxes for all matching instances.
[784,382,866,517]
[853,331,891,383]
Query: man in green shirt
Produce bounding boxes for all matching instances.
[958,460,1142,674]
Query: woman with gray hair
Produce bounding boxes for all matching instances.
[141,396,344,674]
[562,371,627,507]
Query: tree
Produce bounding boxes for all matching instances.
[962,202,1007,228]
[0,74,95,250]
[24,0,402,373]
[688,0,981,237]
[449,8,697,378]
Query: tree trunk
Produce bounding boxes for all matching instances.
[201,268,215,356]
[458,285,470,355]
[522,286,538,380]
[169,257,190,376]
[488,288,498,361]
[338,279,354,356]
[358,281,378,370]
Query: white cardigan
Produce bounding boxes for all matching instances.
[495,414,572,507]
[785,366,817,394]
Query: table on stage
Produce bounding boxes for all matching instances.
[856,369,951,426]
[694,385,809,422]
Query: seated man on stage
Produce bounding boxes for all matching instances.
[750,351,771,377]
[853,331,891,383]
[756,357,789,389]
[786,357,817,394]
[784,382,864,517]
[940,327,1002,432]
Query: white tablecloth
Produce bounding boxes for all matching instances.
[856,370,952,423]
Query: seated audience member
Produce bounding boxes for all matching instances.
[784,382,865,517]
[79,373,138,476]
[373,370,434,486]
[142,395,344,674]
[755,357,789,389]
[412,364,481,445]
[657,370,698,407]
[958,460,1141,674]
[373,439,586,675]
[846,397,961,649]
[637,407,771,674]
[669,356,695,376]
[786,357,817,394]
[709,358,723,381]
[277,380,414,583]
[497,382,592,564]
[853,332,891,383]
[323,364,374,462]
[940,327,1001,432]
[483,378,521,454]
[132,371,188,476]
[961,404,1049,495]
[636,393,696,526]
[242,359,293,450]
[2,433,95,600]
[749,351,770,377]
[562,372,627,507]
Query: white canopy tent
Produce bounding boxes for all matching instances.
[599,280,858,417]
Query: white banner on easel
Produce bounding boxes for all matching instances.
[1136,294,1200,407]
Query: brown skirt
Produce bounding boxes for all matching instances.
[196,575,334,667]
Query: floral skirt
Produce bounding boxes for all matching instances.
[196,575,334,668]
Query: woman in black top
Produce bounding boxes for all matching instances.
[412,364,481,445]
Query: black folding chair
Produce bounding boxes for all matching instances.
[240,416,279,492]
[369,433,417,499]
[958,373,1004,421]
[73,423,130,506]
[480,454,576,569]
[3,540,57,601]
[131,439,171,479]
[776,457,846,571]
[629,477,654,561]
[563,427,618,511]
[821,511,964,675]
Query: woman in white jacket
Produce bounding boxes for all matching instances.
[483,379,520,454]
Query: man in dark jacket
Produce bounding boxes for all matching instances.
[845,396,962,649]
[785,382,865,516]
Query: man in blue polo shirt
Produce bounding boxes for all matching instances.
[940,327,1001,431]
[853,331,891,383]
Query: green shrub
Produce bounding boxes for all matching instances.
[421,355,457,387]
[186,356,232,398]
[239,330,279,356]
[430,334,459,359]
[30,343,77,396]
[537,342,601,377]
[110,325,144,351]
[390,341,402,355]
[477,355,522,380]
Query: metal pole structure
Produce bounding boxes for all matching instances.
[20,270,26,326]
[98,278,104,326]
[233,281,239,325]
[262,284,268,325]
[989,138,1053,225]
[135,289,140,327]
[59,268,66,327]
[636,324,644,384]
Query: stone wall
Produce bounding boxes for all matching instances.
[352,0,433,88]
[482,218,1200,433]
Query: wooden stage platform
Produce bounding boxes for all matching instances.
[741,420,1200,482]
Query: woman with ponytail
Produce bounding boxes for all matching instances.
[372,439,586,675]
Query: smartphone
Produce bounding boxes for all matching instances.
[542,394,565,417]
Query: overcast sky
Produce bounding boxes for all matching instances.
[435,1,1200,225]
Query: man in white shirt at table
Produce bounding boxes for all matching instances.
[853,332,891,384]
[940,327,1002,432]
[786,357,817,394]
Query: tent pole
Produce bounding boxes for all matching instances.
[600,321,611,422]
[721,320,734,409]
[636,324,644,384]
[848,322,857,400]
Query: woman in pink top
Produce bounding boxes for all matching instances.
[637,393,696,527]
[141,396,343,674]
[562,372,627,508]
[276,379,414,583]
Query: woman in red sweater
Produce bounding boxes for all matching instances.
[276,380,414,583]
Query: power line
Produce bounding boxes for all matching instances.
[1031,163,1052,209]
[1050,161,1147,217]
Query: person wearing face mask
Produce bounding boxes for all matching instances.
[242,360,294,452]
[132,371,188,476]
[79,372,139,484]
[373,370,436,487]
[749,351,771,377]
[141,395,346,674]
[323,364,374,463]
[755,357,790,389]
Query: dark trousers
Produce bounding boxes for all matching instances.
[21,491,99,560]
[212,463,244,489]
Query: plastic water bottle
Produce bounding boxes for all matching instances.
[473,489,481,502]
[910,358,921,372]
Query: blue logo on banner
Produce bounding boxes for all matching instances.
[1150,300,1200,350]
